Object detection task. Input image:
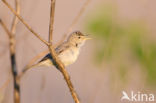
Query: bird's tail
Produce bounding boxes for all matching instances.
[19,59,53,78]
[22,63,41,73]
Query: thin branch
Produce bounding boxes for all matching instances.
[10,0,20,103]
[48,46,80,103]
[55,0,92,47]
[49,0,55,43]
[48,0,80,103]
[18,0,58,76]
[11,0,20,34]
[0,19,12,38]
[0,17,20,103]
[2,0,49,46]
[0,0,20,102]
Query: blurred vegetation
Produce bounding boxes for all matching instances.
[85,4,156,86]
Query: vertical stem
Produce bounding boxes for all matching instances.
[49,0,56,43]
[11,0,20,34]
[0,19,20,103]
[48,46,80,103]
[10,0,20,102]
[11,53,20,103]
[48,0,80,103]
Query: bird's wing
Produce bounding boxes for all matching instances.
[55,43,70,55]
[40,42,69,62]
[40,53,52,62]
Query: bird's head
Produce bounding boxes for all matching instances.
[67,31,91,47]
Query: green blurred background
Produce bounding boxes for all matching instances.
[85,3,156,87]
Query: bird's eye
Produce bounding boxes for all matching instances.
[78,36,81,39]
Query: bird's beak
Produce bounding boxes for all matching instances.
[84,35,92,40]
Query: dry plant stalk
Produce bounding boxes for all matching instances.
[1,0,20,102]
[0,1,20,103]
[2,0,91,102]
[0,20,20,103]
[48,0,80,102]
[10,0,20,102]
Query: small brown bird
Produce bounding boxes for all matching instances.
[23,31,91,73]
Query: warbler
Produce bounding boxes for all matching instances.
[22,31,91,73]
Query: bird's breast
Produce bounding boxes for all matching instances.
[58,48,79,66]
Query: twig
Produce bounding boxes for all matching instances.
[48,46,80,103]
[0,2,20,103]
[48,0,80,103]
[10,0,20,103]
[2,0,49,46]
[11,0,20,34]
[0,19,20,103]
[0,19,11,38]
[49,0,55,43]
[0,0,21,102]
[55,0,92,47]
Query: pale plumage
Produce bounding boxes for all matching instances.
[23,31,90,72]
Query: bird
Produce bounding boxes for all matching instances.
[22,31,91,74]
